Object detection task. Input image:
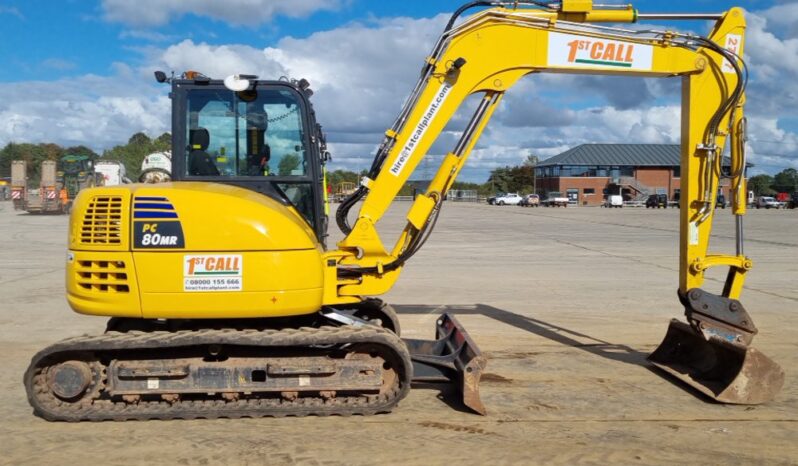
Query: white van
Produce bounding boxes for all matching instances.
[94,161,129,186]
[605,194,623,208]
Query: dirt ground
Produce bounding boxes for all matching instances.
[1,200,796,465]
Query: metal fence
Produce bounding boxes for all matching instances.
[447,189,479,202]
[343,190,484,204]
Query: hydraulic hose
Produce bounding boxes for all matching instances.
[336,1,556,235]
[338,197,444,277]
[445,2,499,32]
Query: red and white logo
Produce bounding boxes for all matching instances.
[722,34,742,74]
[183,254,243,292]
[46,190,57,199]
[548,32,653,71]
[11,190,21,199]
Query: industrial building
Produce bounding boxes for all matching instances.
[535,144,740,206]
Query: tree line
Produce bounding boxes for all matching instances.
[326,168,524,197]
[748,169,798,196]
[3,133,538,194]
[326,155,539,197]
[0,132,171,184]
[9,136,789,197]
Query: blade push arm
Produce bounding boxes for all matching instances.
[323,1,747,304]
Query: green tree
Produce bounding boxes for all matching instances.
[64,145,99,160]
[486,164,536,194]
[772,168,798,193]
[154,133,171,150]
[0,131,172,182]
[128,132,151,146]
[487,166,511,193]
[278,154,301,175]
[102,132,171,179]
[448,181,492,197]
[748,174,774,196]
[327,169,360,187]
[0,142,66,184]
[523,154,539,167]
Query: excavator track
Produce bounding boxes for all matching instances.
[24,325,411,421]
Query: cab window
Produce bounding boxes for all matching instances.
[185,88,307,178]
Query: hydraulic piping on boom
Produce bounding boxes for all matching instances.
[331,0,783,404]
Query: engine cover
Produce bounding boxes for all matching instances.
[66,182,324,319]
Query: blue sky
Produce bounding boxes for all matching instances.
[0,1,771,81]
[0,0,795,181]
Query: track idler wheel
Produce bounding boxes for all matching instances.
[47,361,93,401]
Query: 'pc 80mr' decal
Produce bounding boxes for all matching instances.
[133,221,185,248]
[132,196,185,248]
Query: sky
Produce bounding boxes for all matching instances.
[0,0,796,182]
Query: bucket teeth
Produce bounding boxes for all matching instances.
[649,319,784,404]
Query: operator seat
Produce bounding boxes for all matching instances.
[188,128,220,176]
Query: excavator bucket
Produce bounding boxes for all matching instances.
[403,313,487,415]
[649,319,784,404]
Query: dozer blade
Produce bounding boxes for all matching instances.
[649,319,784,404]
[403,313,487,415]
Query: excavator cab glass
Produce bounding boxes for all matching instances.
[170,79,327,242]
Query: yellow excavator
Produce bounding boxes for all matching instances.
[25,1,784,421]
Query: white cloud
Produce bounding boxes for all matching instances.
[102,0,344,27]
[3,6,798,180]
[0,74,170,150]
[745,116,798,172]
[119,30,179,43]
[759,2,798,38]
[139,15,449,174]
[41,58,77,71]
[0,6,23,20]
[744,12,798,114]
[156,40,287,78]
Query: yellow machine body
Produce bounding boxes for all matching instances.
[67,182,324,319]
[57,1,781,408]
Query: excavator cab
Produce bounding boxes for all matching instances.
[169,74,329,243]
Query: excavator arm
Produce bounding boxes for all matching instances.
[324,1,784,405]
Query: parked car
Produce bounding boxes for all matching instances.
[604,195,623,208]
[646,194,668,209]
[494,193,523,206]
[487,192,506,205]
[756,196,781,209]
[671,191,681,208]
[541,191,569,207]
[519,194,540,207]
[790,192,798,209]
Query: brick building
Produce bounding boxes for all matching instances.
[535,144,740,206]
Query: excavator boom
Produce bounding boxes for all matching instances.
[328,0,783,404]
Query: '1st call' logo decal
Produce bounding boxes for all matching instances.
[548,32,653,71]
[183,255,243,292]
